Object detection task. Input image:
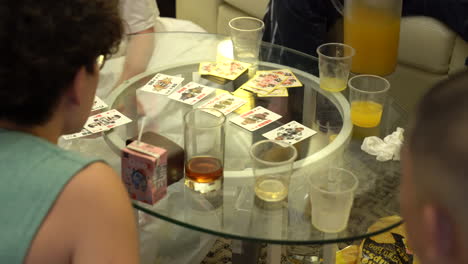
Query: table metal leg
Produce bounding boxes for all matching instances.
[322,243,338,264]
[231,240,262,264]
[267,244,282,264]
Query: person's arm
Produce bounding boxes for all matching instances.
[115,27,155,87]
[113,0,158,88]
[25,162,139,264]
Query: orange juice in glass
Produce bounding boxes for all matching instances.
[344,0,402,76]
[348,75,390,128]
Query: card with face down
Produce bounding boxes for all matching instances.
[244,72,286,92]
[230,106,282,132]
[199,60,250,80]
[258,88,289,97]
[198,93,247,116]
[239,85,288,97]
[168,82,215,105]
[85,109,132,133]
[265,69,303,88]
[140,73,184,95]
[262,121,317,145]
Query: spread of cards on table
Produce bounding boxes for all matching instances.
[138,72,246,111]
[62,102,132,140]
[135,64,313,144]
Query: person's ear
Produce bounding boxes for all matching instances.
[422,203,456,262]
[66,66,89,105]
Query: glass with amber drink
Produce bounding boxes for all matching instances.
[184,108,226,193]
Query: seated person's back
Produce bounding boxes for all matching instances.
[0,1,139,263]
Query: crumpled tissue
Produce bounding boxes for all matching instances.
[361,127,404,161]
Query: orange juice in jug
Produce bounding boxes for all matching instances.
[344,5,401,76]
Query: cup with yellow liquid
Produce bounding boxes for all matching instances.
[349,75,390,128]
[317,43,355,93]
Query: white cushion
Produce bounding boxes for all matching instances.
[217,3,251,35]
[386,64,447,112]
[398,16,456,74]
[224,0,269,19]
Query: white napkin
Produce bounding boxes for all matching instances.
[361,127,404,161]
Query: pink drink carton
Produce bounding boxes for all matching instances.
[121,141,167,205]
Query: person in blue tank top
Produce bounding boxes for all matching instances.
[0,1,139,264]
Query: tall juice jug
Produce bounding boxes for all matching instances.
[331,0,402,76]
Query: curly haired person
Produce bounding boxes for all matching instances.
[0,1,139,263]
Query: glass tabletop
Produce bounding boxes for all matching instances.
[101,32,407,245]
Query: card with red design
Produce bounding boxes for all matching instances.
[84,109,132,133]
[199,60,250,80]
[141,73,184,95]
[267,69,303,88]
[258,88,289,97]
[244,72,286,91]
[230,106,282,132]
[168,82,215,105]
[198,93,246,115]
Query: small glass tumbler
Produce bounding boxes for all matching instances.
[184,108,226,194]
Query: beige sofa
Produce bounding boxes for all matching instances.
[176,0,468,113]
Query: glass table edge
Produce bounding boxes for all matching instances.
[134,202,403,245]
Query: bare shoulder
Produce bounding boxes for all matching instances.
[25,162,139,264]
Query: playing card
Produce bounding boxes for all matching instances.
[230,106,282,131]
[201,75,229,85]
[213,60,250,80]
[262,121,317,144]
[140,73,184,95]
[92,96,108,112]
[244,72,286,91]
[199,93,247,115]
[85,109,132,133]
[257,69,302,88]
[199,60,250,81]
[168,82,215,105]
[199,62,218,75]
[62,128,94,140]
[240,85,267,95]
[258,88,289,97]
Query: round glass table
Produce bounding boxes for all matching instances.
[95,32,407,262]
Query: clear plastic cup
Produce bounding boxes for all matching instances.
[229,17,264,65]
[250,140,297,203]
[317,43,355,92]
[349,74,390,128]
[308,168,358,233]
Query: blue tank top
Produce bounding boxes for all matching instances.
[0,129,100,263]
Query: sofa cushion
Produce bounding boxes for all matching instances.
[398,16,455,74]
[176,0,223,33]
[224,0,269,19]
[386,64,447,113]
[217,3,250,35]
[449,36,468,76]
